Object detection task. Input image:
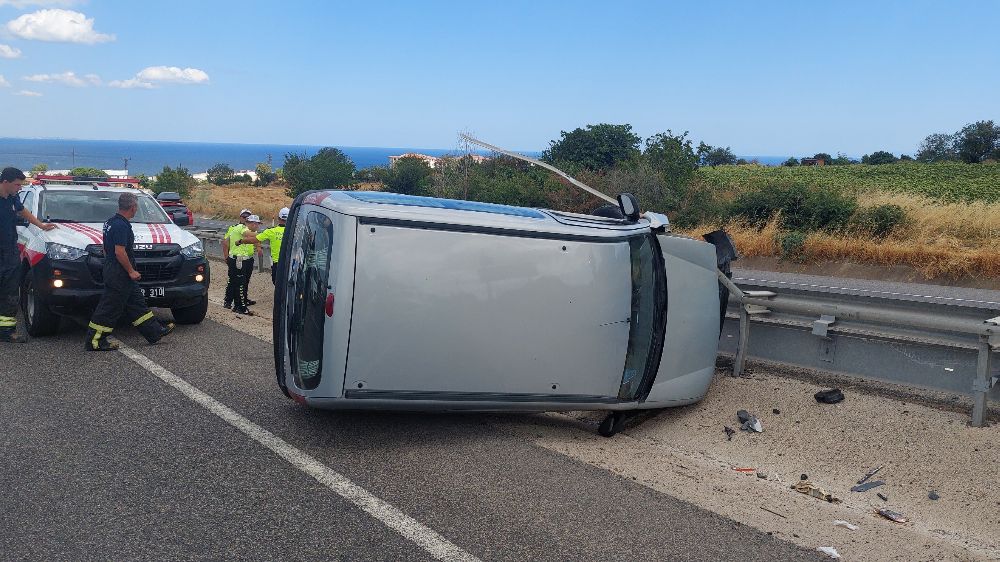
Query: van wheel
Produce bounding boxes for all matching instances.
[598,412,628,437]
[21,272,60,336]
[171,296,208,324]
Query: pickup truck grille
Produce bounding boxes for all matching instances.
[135,262,180,281]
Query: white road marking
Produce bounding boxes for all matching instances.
[734,276,1000,307]
[116,342,480,562]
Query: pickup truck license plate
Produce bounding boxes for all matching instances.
[143,287,165,298]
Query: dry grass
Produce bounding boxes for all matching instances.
[187,185,292,222]
[686,191,1000,279]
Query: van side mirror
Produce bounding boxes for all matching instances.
[617,193,640,222]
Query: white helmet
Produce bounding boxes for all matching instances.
[278,207,290,220]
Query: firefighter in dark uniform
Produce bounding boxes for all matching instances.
[1,167,57,343]
[84,192,174,351]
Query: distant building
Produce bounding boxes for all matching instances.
[388,153,490,168]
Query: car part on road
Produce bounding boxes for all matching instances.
[877,492,889,501]
[737,409,763,432]
[928,491,940,500]
[857,465,884,485]
[877,509,908,523]
[851,480,885,493]
[724,426,736,440]
[816,546,841,559]
[833,520,859,531]
[792,481,841,503]
[814,388,845,404]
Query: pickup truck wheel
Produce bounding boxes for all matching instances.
[171,295,208,324]
[20,273,60,336]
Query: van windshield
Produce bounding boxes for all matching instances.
[41,191,170,224]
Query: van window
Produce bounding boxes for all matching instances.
[618,235,664,400]
[287,210,334,390]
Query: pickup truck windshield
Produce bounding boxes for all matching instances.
[40,191,171,224]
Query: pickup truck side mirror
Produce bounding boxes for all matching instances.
[617,193,641,222]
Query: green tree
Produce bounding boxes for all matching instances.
[30,163,48,173]
[781,157,800,167]
[916,133,957,162]
[254,162,277,186]
[136,174,150,188]
[696,142,738,166]
[861,151,898,165]
[386,157,433,196]
[283,147,356,197]
[829,153,857,165]
[69,167,109,177]
[356,166,391,183]
[206,163,235,185]
[953,120,1000,163]
[813,153,833,162]
[152,166,195,196]
[542,123,641,172]
[643,130,699,188]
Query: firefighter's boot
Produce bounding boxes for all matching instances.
[0,328,26,344]
[84,324,118,351]
[137,317,174,344]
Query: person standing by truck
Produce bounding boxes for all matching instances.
[84,192,174,351]
[222,209,252,309]
[0,167,57,343]
[244,207,287,284]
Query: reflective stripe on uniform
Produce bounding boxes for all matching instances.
[88,321,114,333]
[132,311,154,326]
[0,316,16,327]
[88,321,113,350]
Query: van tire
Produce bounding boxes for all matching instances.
[171,295,208,324]
[598,412,627,437]
[20,272,60,337]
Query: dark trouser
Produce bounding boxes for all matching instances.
[233,256,254,310]
[224,257,237,305]
[270,261,278,285]
[88,264,164,344]
[0,264,20,333]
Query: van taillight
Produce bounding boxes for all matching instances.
[325,292,335,317]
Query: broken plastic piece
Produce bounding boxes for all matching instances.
[792,481,841,503]
[857,466,883,485]
[737,409,763,432]
[833,520,858,531]
[757,472,768,479]
[877,492,889,501]
[816,546,841,559]
[733,467,756,473]
[815,388,845,404]
[928,491,940,500]
[877,509,908,523]
[851,480,885,492]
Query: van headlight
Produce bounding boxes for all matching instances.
[180,241,204,258]
[46,242,87,261]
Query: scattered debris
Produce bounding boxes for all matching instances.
[816,546,841,559]
[833,520,859,531]
[760,505,787,519]
[851,480,885,492]
[877,509,908,523]
[733,467,756,473]
[792,481,841,503]
[757,472,768,479]
[724,426,736,441]
[856,466,883,485]
[800,473,808,481]
[928,491,940,500]
[877,492,889,501]
[814,388,845,404]
[737,409,763,432]
[772,408,781,414]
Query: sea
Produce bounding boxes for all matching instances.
[0,137,788,175]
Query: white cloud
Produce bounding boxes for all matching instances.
[0,75,9,87]
[14,89,43,96]
[23,70,100,86]
[136,66,209,84]
[110,66,209,89]
[0,44,22,59]
[6,9,114,44]
[108,77,153,89]
[0,1,81,7]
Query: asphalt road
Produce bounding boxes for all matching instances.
[0,314,822,561]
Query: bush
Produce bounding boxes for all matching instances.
[729,183,857,231]
[850,204,907,238]
[778,230,807,260]
[386,157,433,196]
[69,167,108,177]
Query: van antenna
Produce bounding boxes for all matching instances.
[459,134,616,205]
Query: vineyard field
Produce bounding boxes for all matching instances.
[696,161,1000,203]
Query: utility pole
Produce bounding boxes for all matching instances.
[71,148,76,167]
[122,156,130,174]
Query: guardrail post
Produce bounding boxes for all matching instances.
[970,335,994,427]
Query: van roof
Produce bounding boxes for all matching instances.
[306,191,652,239]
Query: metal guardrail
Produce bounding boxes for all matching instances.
[718,273,1000,427]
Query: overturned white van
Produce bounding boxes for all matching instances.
[273,190,731,435]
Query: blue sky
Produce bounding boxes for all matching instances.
[0,0,997,155]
